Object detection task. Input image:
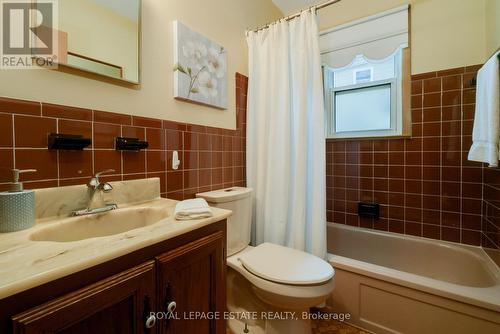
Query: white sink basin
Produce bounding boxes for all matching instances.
[30,206,170,242]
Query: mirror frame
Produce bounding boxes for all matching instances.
[36,0,142,88]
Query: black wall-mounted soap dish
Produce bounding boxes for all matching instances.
[358,202,380,219]
[48,133,92,150]
[115,137,149,151]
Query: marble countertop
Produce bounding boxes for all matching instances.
[0,197,231,300]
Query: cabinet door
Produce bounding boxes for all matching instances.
[12,261,156,334]
[156,231,226,334]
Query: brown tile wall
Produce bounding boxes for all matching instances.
[0,73,248,200]
[326,65,500,248]
[483,168,500,249]
[1,67,497,249]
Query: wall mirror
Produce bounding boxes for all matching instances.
[56,0,141,84]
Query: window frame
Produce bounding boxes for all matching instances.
[319,4,412,140]
[330,78,398,138]
[323,46,410,140]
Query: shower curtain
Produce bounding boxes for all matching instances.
[246,10,326,258]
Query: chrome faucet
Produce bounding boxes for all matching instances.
[88,169,115,194]
[71,169,118,216]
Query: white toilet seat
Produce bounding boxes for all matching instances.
[227,245,335,301]
[238,243,334,285]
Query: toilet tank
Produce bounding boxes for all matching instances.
[197,187,253,256]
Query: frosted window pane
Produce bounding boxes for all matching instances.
[335,84,391,132]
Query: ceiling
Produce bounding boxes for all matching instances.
[272,0,326,15]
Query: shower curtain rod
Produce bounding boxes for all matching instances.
[247,0,342,34]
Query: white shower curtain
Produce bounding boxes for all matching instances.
[246,10,326,258]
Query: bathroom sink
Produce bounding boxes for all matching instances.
[29,206,170,242]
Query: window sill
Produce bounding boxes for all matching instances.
[326,134,412,141]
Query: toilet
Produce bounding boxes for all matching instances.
[197,187,335,334]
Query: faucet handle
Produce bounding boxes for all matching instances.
[88,169,115,189]
[101,183,113,192]
[95,169,115,177]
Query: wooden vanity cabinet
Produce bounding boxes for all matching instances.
[156,231,225,334]
[12,261,156,334]
[1,221,227,334]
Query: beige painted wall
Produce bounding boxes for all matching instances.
[0,0,281,129]
[318,0,488,74]
[485,0,500,56]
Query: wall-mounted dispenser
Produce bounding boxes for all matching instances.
[116,137,149,151]
[48,133,91,150]
[172,151,181,170]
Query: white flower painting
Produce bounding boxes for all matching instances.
[173,21,227,109]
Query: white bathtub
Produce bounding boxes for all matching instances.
[326,222,500,334]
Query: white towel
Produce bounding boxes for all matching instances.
[174,198,213,220]
[468,51,500,167]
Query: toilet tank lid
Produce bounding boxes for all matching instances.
[196,187,253,203]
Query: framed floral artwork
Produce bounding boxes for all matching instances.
[173,21,227,109]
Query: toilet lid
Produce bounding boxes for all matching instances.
[238,243,334,285]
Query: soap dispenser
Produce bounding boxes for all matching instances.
[0,169,37,232]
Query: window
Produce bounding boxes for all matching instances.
[320,5,411,139]
[325,49,404,137]
[335,82,393,133]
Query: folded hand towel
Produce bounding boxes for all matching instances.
[468,51,499,167]
[174,198,213,220]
